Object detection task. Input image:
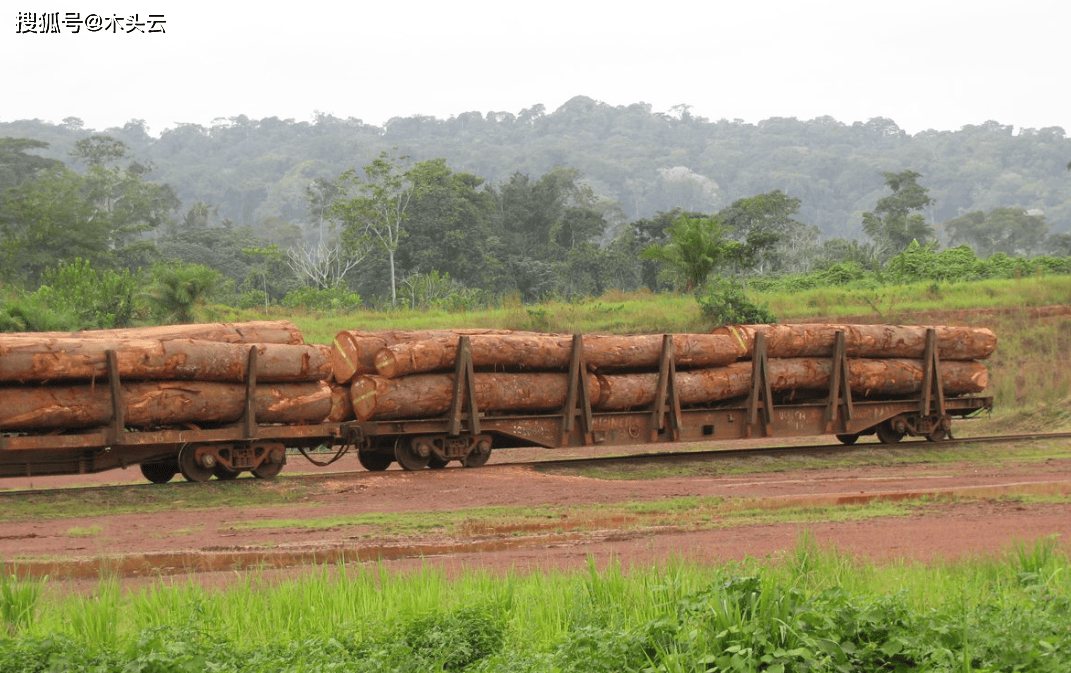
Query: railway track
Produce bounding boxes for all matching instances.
[3,430,1070,499]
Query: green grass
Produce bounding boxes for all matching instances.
[3,537,1070,671]
[538,432,1071,481]
[0,479,309,524]
[63,525,102,538]
[218,276,1071,345]
[758,275,1071,322]
[204,486,1071,541]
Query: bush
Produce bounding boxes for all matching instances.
[0,259,139,332]
[696,279,777,326]
[281,285,363,314]
[145,262,222,324]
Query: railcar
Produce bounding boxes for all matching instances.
[0,329,992,483]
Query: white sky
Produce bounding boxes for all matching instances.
[3,0,1068,136]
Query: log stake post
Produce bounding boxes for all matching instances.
[562,333,594,445]
[649,335,682,442]
[746,332,774,438]
[241,345,258,439]
[447,336,480,437]
[824,330,854,434]
[106,349,125,445]
[920,327,946,419]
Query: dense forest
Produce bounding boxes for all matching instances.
[2,96,1070,325]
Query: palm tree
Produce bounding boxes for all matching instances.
[147,263,220,323]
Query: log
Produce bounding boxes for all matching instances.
[0,381,332,431]
[713,324,997,361]
[329,329,535,384]
[2,321,305,345]
[596,366,753,411]
[349,371,604,421]
[596,358,989,410]
[0,338,331,384]
[326,383,356,422]
[373,333,747,378]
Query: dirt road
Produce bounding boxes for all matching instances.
[3,438,1070,589]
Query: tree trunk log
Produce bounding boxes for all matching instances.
[3,321,305,345]
[329,329,535,384]
[596,359,989,410]
[0,381,332,431]
[373,333,746,378]
[0,338,330,384]
[349,371,604,421]
[326,383,356,422]
[713,324,997,360]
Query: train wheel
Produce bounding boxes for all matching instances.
[428,455,449,469]
[140,461,178,484]
[252,445,286,479]
[462,439,492,468]
[252,460,284,479]
[835,434,860,445]
[213,464,241,480]
[875,422,905,445]
[926,427,948,442]
[178,445,214,483]
[358,450,393,471]
[395,438,431,471]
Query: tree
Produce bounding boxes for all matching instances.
[489,167,609,300]
[286,238,367,290]
[286,176,366,291]
[641,213,733,291]
[861,170,935,259]
[719,190,805,275]
[0,166,109,285]
[305,177,340,245]
[944,207,1049,257]
[0,137,63,191]
[72,137,181,255]
[146,262,222,324]
[70,135,129,168]
[333,151,414,307]
[398,158,502,291]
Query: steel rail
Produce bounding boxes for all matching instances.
[2,430,1070,499]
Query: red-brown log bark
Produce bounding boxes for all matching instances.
[349,371,604,421]
[0,381,332,431]
[596,359,989,410]
[712,324,997,361]
[373,333,746,378]
[325,383,356,422]
[329,329,536,384]
[3,321,305,345]
[0,338,330,384]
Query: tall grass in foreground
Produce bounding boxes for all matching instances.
[3,536,1070,671]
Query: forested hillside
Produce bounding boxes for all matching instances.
[4,96,1070,239]
[2,96,1071,326]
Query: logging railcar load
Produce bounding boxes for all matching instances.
[0,322,995,483]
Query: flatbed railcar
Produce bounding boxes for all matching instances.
[0,330,993,483]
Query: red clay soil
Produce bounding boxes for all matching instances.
[3,438,1071,590]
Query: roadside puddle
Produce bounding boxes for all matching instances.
[4,533,586,581]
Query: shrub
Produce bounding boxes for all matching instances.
[282,285,363,314]
[696,279,777,326]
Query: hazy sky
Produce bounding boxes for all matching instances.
[4,0,1067,136]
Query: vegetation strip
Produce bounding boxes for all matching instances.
[2,536,1070,671]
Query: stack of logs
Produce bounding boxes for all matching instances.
[0,321,337,431]
[332,323,996,422]
[0,321,996,432]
